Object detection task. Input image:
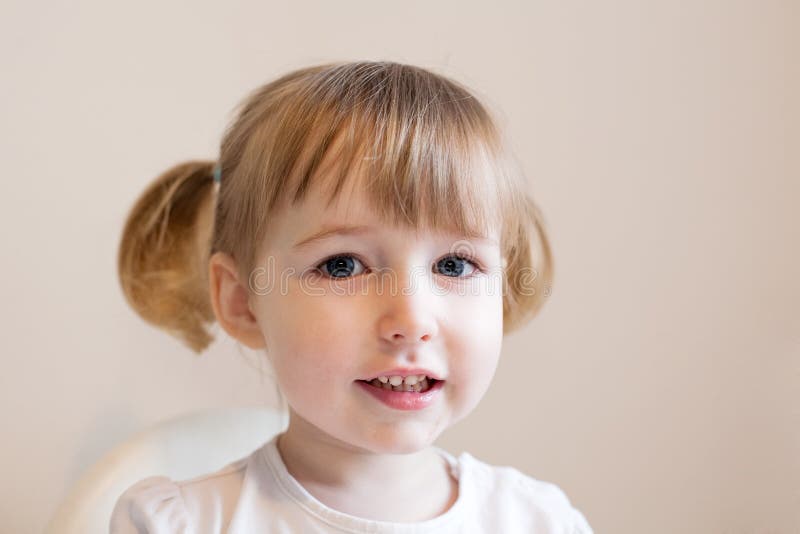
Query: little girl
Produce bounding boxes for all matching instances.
[111,60,593,533]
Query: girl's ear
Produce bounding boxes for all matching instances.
[208,251,267,350]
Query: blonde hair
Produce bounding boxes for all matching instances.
[118,61,553,353]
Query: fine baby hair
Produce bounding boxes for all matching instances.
[112,60,593,533]
[117,60,552,353]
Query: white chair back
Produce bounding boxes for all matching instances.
[45,406,286,534]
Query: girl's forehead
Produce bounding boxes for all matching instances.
[284,180,394,239]
[304,169,497,236]
[265,178,499,255]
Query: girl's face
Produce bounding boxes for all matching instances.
[248,177,505,454]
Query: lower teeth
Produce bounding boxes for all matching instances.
[368,378,432,392]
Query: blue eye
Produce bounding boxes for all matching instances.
[436,255,479,278]
[318,255,367,279]
[316,254,480,280]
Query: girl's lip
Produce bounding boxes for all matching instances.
[355,379,445,411]
[360,367,444,381]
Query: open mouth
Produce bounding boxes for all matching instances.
[357,375,440,393]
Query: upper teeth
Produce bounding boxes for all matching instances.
[378,374,427,386]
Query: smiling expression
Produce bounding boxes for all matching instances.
[245,171,506,454]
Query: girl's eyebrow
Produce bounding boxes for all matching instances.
[291,223,500,250]
[291,224,374,250]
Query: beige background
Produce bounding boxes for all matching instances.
[1,1,798,533]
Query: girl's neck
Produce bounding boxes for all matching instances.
[275,411,458,522]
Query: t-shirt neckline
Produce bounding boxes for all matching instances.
[259,434,468,532]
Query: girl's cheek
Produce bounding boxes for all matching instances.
[450,291,503,325]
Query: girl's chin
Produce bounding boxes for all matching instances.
[354,427,441,455]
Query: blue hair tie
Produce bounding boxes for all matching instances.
[212,164,222,184]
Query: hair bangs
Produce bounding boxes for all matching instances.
[281,80,510,245]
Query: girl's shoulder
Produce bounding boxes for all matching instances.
[452,451,594,533]
[109,456,250,534]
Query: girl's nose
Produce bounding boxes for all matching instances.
[376,271,439,347]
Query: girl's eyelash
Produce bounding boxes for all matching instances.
[314,252,484,279]
[314,252,367,278]
[442,254,484,274]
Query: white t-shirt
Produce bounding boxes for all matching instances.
[110,435,593,533]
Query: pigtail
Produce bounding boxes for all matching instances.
[117,161,218,353]
[502,194,555,334]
